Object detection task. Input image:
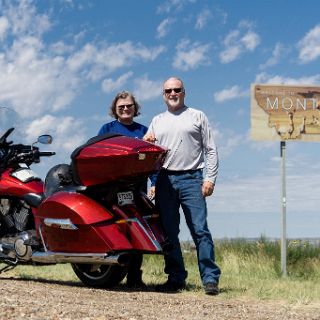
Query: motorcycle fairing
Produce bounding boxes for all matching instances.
[0,170,44,197]
[37,191,164,254]
[10,167,40,183]
[38,191,113,224]
[37,191,135,253]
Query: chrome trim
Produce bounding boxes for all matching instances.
[127,217,162,251]
[31,251,129,266]
[38,224,48,252]
[44,218,78,230]
[141,214,159,220]
[142,215,152,219]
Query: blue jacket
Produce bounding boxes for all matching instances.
[98,120,148,138]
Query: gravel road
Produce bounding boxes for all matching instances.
[0,277,319,320]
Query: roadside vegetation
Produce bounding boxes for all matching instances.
[2,238,320,303]
[146,238,320,303]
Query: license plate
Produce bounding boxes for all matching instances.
[117,191,134,206]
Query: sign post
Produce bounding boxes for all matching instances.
[280,141,287,277]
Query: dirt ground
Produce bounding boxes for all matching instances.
[0,277,319,320]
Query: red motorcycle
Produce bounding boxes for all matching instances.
[0,107,168,287]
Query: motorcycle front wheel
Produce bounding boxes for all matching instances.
[71,263,127,288]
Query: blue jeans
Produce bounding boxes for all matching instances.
[155,169,221,285]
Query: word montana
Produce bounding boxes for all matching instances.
[266,97,319,111]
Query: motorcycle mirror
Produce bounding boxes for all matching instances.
[37,135,53,145]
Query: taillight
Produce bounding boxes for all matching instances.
[138,146,165,152]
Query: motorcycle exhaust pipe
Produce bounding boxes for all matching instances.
[31,251,130,266]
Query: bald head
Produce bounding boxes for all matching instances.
[162,77,185,111]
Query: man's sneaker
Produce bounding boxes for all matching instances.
[156,280,186,293]
[204,282,219,295]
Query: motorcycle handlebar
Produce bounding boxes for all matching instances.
[6,147,55,166]
[38,151,56,157]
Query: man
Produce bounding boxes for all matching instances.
[144,77,221,295]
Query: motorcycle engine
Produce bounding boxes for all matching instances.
[0,199,35,261]
[0,198,31,233]
[0,231,34,261]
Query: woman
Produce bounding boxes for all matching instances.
[99,91,147,138]
[98,91,154,288]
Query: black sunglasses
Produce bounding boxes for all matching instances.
[164,88,183,94]
[117,104,135,110]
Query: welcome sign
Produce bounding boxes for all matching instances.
[251,84,320,141]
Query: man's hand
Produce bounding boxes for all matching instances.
[148,186,156,200]
[143,133,157,143]
[202,181,214,197]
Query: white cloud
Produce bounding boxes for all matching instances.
[249,139,276,152]
[297,25,320,63]
[173,39,211,71]
[259,43,287,69]
[241,31,260,50]
[66,43,95,72]
[255,72,320,85]
[157,18,175,38]
[209,169,320,215]
[101,72,134,93]
[50,41,74,55]
[25,114,85,152]
[3,0,51,37]
[219,134,244,158]
[209,174,279,214]
[214,85,248,103]
[219,45,242,64]
[219,20,260,63]
[157,0,196,13]
[0,16,9,41]
[67,42,165,81]
[0,1,166,118]
[195,9,212,30]
[0,36,80,117]
[133,75,163,101]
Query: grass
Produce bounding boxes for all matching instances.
[2,238,320,303]
[214,238,320,302]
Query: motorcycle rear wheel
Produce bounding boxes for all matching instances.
[71,263,127,288]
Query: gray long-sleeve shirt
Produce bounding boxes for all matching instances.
[147,106,219,184]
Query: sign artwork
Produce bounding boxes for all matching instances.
[251,84,320,141]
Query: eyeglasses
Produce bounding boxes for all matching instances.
[163,88,183,94]
[117,104,135,110]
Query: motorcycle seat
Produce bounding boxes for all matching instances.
[23,192,45,207]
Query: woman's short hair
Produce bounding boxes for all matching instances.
[109,91,141,119]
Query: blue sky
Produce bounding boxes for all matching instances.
[1,0,320,240]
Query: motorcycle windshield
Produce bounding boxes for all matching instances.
[0,106,19,139]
